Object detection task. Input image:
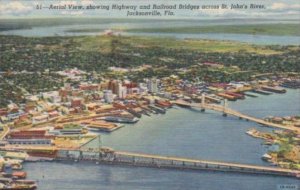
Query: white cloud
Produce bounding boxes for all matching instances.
[0,1,33,16]
[271,3,300,10]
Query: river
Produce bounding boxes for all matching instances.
[1,20,300,45]
[23,89,300,190]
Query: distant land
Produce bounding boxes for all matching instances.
[65,24,300,36]
[0,18,299,37]
[127,24,300,36]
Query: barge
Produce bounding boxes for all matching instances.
[261,86,286,93]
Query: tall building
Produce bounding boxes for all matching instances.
[117,83,127,99]
[108,80,119,95]
[103,90,114,103]
[147,78,159,93]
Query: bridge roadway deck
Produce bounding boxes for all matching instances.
[174,100,300,133]
[1,145,299,178]
[115,151,300,178]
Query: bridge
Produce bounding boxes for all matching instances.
[54,148,300,179]
[2,136,299,179]
[173,95,300,133]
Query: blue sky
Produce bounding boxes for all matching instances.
[0,0,299,19]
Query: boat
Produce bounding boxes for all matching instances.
[261,86,286,93]
[155,100,172,108]
[242,92,257,98]
[0,179,37,190]
[11,164,22,170]
[12,172,26,179]
[216,93,237,101]
[280,81,300,89]
[225,92,245,99]
[246,129,256,136]
[101,116,139,124]
[251,89,272,95]
[148,105,166,114]
[126,109,142,118]
[261,153,272,161]
[263,141,273,146]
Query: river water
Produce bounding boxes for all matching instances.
[1,20,300,45]
[24,89,300,190]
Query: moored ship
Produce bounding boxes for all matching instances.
[100,116,139,124]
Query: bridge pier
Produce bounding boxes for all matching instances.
[222,99,228,117]
[201,94,205,112]
[79,151,83,160]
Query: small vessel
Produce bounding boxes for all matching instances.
[261,86,286,93]
[11,164,22,170]
[217,93,237,101]
[148,105,166,114]
[251,89,272,95]
[246,128,257,136]
[101,116,139,124]
[263,140,273,145]
[0,179,37,190]
[12,172,27,179]
[225,92,245,99]
[261,153,272,161]
[242,92,257,98]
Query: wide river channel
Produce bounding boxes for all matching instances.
[24,89,300,190]
[1,20,300,45]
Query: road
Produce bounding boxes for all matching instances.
[174,100,300,133]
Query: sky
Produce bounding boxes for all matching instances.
[0,0,299,19]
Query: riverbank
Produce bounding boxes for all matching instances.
[246,128,300,170]
[20,89,300,190]
[127,24,300,36]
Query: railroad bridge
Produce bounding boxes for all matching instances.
[55,146,300,179]
[2,136,299,179]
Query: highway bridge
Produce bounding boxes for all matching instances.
[173,97,300,133]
